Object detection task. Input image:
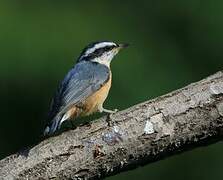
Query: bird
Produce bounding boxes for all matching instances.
[44,41,128,136]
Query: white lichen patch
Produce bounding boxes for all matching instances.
[113,125,120,134]
[149,113,174,137]
[216,102,223,116]
[150,113,164,130]
[102,126,123,145]
[144,121,154,134]
[210,82,223,95]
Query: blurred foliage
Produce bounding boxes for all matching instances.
[0,0,223,179]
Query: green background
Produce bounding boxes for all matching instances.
[1,0,223,179]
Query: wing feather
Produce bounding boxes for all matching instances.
[47,61,110,121]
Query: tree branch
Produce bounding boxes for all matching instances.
[1,71,223,179]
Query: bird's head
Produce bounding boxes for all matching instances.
[77,41,129,67]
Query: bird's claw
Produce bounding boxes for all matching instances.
[106,109,118,127]
[112,108,118,113]
[101,108,118,114]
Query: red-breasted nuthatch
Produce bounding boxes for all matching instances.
[44,41,128,136]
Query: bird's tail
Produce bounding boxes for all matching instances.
[44,115,62,136]
[44,112,70,136]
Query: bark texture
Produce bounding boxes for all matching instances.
[1,71,223,179]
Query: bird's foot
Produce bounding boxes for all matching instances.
[101,108,118,114]
[106,114,114,127]
[104,109,118,127]
[99,107,118,126]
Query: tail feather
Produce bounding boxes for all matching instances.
[44,115,62,136]
[44,113,70,136]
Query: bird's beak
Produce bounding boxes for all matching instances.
[117,43,129,49]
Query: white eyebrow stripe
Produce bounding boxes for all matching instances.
[84,42,116,56]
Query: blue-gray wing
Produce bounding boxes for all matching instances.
[48,61,110,121]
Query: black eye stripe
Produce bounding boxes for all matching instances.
[89,45,115,57]
[77,43,117,62]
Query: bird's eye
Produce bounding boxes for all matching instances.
[92,48,104,57]
[105,46,113,51]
